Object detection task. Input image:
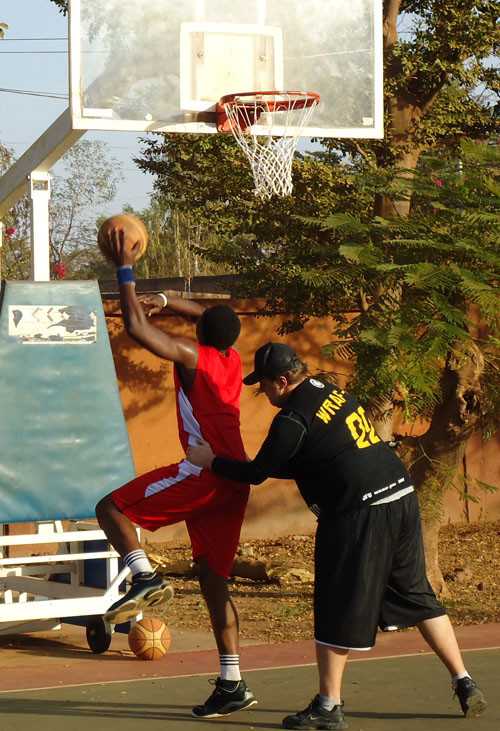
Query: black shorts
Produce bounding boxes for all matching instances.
[314,491,446,650]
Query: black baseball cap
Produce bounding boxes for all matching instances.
[243,342,301,385]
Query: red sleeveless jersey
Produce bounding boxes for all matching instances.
[174,344,246,461]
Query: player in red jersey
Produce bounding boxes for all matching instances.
[95,227,256,718]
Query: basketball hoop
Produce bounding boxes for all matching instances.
[216,91,320,199]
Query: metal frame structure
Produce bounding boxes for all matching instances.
[0,521,136,651]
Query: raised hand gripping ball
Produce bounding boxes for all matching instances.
[97,213,148,264]
[128,617,171,661]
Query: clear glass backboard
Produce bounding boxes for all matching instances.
[69,0,383,138]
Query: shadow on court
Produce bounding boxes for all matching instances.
[0,650,497,730]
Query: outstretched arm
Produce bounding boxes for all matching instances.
[139,292,206,320]
[111,229,198,367]
[187,412,306,484]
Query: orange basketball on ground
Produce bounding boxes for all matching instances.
[97,213,148,264]
[128,618,171,661]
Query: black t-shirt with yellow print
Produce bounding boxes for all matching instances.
[212,377,412,516]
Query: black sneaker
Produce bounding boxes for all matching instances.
[454,677,487,718]
[104,572,174,624]
[282,696,348,730]
[192,678,257,718]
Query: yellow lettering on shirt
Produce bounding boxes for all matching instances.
[329,394,345,407]
[316,405,332,424]
[324,398,341,415]
[316,391,348,425]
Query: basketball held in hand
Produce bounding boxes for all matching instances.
[97,213,148,264]
[128,617,171,661]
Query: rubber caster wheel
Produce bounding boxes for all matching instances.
[86,617,112,654]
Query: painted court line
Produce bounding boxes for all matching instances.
[1,646,498,695]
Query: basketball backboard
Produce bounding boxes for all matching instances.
[70,0,383,139]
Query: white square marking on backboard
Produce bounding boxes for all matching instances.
[180,23,284,112]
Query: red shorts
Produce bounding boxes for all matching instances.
[110,460,249,578]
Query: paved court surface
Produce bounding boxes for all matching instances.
[0,624,498,730]
[0,650,497,731]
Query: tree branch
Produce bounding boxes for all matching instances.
[352,141,378,169]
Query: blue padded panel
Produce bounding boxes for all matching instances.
[0,280,135,522]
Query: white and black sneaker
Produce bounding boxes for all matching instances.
[104,572,173,624]
[282,696,348,730]
[192,678,257,718]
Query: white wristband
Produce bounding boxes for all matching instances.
[157,292,168,308]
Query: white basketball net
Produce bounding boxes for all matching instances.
[220,92,320,199]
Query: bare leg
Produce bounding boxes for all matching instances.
[96,494,140,556]
[417,614,466,676]
[192,560,258,717]
[197,558,239,656]
[97,494,173,624]
[316,642,349,699]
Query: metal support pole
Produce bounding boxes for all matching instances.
[29,172,51,282]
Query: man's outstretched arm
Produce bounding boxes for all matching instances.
[188,412,306,484]
[139,291,206,320]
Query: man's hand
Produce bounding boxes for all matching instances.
[187,440,215,468]
[109,228,142,267]
[138,293,167,317]
[138,292,206,320]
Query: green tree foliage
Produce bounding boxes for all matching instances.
[309,144,499,423]
[358,1,498,168]
[135,134,364,297]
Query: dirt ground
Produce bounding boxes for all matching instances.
[148,520,500,643]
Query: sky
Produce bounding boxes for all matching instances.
[0,0,154,216]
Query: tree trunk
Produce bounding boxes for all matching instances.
[374,148,423,219]
[421,514,448,597]
[397,343,485,595]
[403,438,468,597]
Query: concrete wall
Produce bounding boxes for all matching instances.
[105,299,500,544]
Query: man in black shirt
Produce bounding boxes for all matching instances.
[187,342,487,729]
